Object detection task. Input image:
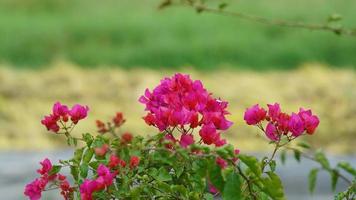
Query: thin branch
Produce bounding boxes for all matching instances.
[167,1,356,36]
[237,165,257,200]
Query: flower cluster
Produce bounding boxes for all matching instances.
[80,164,116,200]
[139,73,232,147]
[41,102,89,133]
[24,158,73,200]
[244,103,320,141]
[80,156,140,200]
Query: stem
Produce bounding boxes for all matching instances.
[172,2,356,36]
[237,165,257,200]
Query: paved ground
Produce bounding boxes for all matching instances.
[1,151,354,200]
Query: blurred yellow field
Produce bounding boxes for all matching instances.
[0,62,355,154]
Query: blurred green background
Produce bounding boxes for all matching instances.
[0,0,355,154]
[0,0,355,69]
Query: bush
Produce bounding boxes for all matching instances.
[24,74,355,200]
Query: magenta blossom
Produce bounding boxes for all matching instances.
[96,164,115,187]
[199,124,220,145]
[179,134,194,148]
[265,122,279,141]
[267,103,281,121]
[216,157,228,169]
[37,158,52,176]
[69,104,89,124]
[288,113,305,137]
[298,108,320,134]
[41,115,60,132]
[244,104,267,125]
[80,179,100,200]
[24,178,48,200]
[139,73,232,145]
[52,102,69,121]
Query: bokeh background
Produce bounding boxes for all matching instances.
[0,0,355,199]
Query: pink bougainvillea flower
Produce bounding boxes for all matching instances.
[216,157,228,169]
[267,103,281,121]
[129,156,140,169]
[52,102,69,121]
[24,178,48,200]
[41,115,60,133]
[163,133,177,149]
[298,108,320,135]
[208,181,218,194]
[265,122,279,141]
[80,179,100,200]
[179,134,194,148]
[37,158,52,176]
[199,124,220,145]
[69,104,89,124]
[121,132,133,144]
[108,155,126,169]
[97,164,115,187]
[94,144,109,157]
[244,104,267,125]
[139,73,233,145]
[113,112,125,127]
[214,138,227,147]
[289,113,305,137]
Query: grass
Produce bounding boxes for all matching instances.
[0,63,355,154]
[0,0,355,69]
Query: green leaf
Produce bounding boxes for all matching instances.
[280,150,286,165]
[308,168,319,193]
[331,169,339,191]
[219,3,228,10]
[157,167,172,182]
[293,150,301,162]
[83,148,94,164]
[269,160,277,172]
[315,150,330,169]
[239,154,262,177]
[203,193,214,200]
[208,163,225,192]
[337,162,356,176]
[80,163,89,178]
[73,147,84,165]
[48,165,62,176]
[223,172,242,200]
[297,141,310,149]
[261,172,286,200]
[82,133,94,147]
[70,166,79,182]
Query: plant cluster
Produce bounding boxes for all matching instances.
[24,74,355,200]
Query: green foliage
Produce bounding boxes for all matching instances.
[308,168,319,193]
[223,172,242,200]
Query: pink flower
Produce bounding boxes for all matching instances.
[267,103,281,121]
[139,74,232,145]
[37,158,52,175]
[52,102,69,121]
[113,112,125,127]
[216,157,228,169]
[289,113,305,137]
[244,104,267,125]
[24,178,48,200]
[108,155,120,169]
[298,108,320,134]
[265,122,279,141]
[130,156,140,169]
[80,179,99,200]
[199,124,220,145]
[69,104,89,124]
[277,112,290,133]
[97,164,115,187]
[214,138,227,147]
[41,115,60,132]
[121,132,133,144]
[208,182,218,194]
[94,144,109,157]
[179,134,194,148]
